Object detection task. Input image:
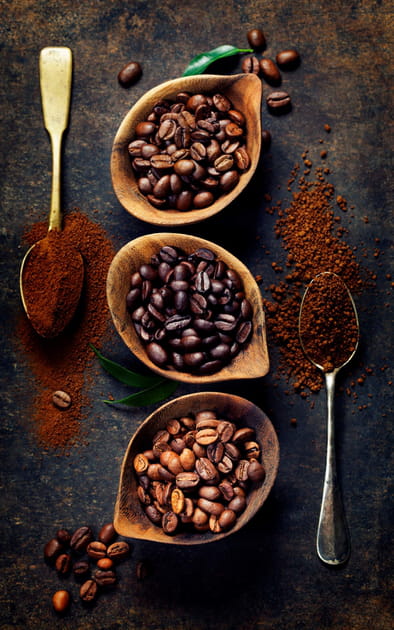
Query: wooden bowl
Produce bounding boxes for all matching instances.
[114,391,279,545]
[106,233,269,383]
[111,73,262,226]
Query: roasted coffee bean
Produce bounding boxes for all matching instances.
[145,504,162,524]
[118,61,142,87]
[94,569,117,587]
[247,28,266,50]
[218,508,237,530]
[242,55,260,75]
[97,557,114,570]
[56,528,71,545]
[52,390,72,409]
[176,471,200,490]
[44,538,64,563]
[262,129,272,151]
[276,49,300,69]
[87,541,107,560]
[233,427,255,443]
[248,459,266,482]
[266,91,291,112]
[98,523,116,545]
[135,121,156,137]
[197,498,224,516]
[107,541,131,562]
[55,553,72,575]
[73,560,90,580]
[52,589,70,613]
[79,579,98,603]
[260,58,281,85]
[162,511,179,534]
[70,526,94,554]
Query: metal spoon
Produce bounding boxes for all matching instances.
[299,272,360,565]
[19,47,84,337]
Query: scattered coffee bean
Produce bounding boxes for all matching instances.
[261,129,272,151]
[98,522,117,545]
[259,58,281,85]
[52,390,72,409]
[127,245,254,375]
[52,589,70,614]
[266,91,292,113]
[128,91,250,211]
[55,553,72,575]
[73,560,90,580]
[135,409,266,537]
[56,528,71,545]
[118,61,142,87]
[44,538,64,564]
[70,526,94,554]
[79,579,98,604]
[276,49,300,69]
[107,541,131,562]
[247,28,266,50]
[86,541,107,560]
[94,569,117,587]
[241,55,260,75]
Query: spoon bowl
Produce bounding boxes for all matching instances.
[20,47,84,338]
[110,73,262,226]
[114,391,280,545]
[299,271,360,565]
[106,233,269,383]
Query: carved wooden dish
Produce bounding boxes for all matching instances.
[114,392,279,545]
[111,73,262,226]
[106,233,269,384]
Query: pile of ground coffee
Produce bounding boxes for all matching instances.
[16,211,115,453]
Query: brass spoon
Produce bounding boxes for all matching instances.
[19,47,84,338]
[299,272,360,565]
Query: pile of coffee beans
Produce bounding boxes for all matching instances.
[44,522,132,613]
[126,245,254,374]
[128,91,250,211]
[134,409,266,536]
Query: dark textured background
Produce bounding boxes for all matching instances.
[0,1,393,628]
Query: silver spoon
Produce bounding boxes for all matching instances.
[299,271,360,565]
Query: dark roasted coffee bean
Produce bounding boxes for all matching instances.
[220,170,239,192]
[262,129,272,151]
[242,55,260,74]
[79,579,98,603]
[236,320,253,344]
[193,191,214,209]
[162,511,179,534]
[266,91,291,112]
[70,526,94,554]
[176,471,200,490]
[107,541,131,562]
[247,28,266,50]
[56,529,71,545]
[55,553,72,575]
[73,560,90,580]
[233,427,255,443]
[195,457,219,482]
[260,58,281,85]
[97,522,116,545]
[218,508,237,530]
[212,93,231,112]
[44,538,64,563]
[128,139,146,157]
[135,121,156,137]
[146,342,168,367]
[248,459,266,482]
[94,569,117,587]
[276,49,300,69]
[145,504,162,524]
[228,494,247,513]
[118,61,142,87]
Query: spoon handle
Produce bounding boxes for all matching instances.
[316,371,350,565]
[39,47,72,231]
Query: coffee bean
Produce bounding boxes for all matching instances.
[218,508,237,530]
[107,541,131,562]
[162,511,179,534]
[248,459,266,482]
[266,91,291,113]
[55,553,72,575]
[242,55,260,75]
[97,557,114,570]
[44,538,64,564]
[262,129,272,151]
[52,390,72,409]
[276,49,300,69]
[94,569,117,587]
[52,590,70,613]
[73,560,90,580]
[118,61,142,87]
[70,526,94,554]
[56,528,71,545]
[247,28,266,50]
[260,58,281,85]
[87,541,107,560]
[79,579,98,603]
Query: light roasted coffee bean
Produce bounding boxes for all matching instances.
[52,589,70,613]
[52,390,72,409]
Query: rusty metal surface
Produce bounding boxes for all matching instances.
[0,1,393,628]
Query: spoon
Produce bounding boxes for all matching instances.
[19,47,84,338]
[299,272,360,565]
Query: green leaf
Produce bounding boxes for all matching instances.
[182,45,253,76]
[90,344,163,388]
[104,378,178,406]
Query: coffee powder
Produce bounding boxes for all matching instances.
[16,211,115,453]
